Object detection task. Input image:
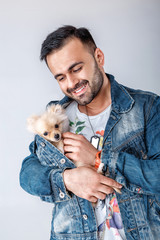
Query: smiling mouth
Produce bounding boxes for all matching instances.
[73,83,87,96]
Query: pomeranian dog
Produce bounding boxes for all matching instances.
[27,104,69,153]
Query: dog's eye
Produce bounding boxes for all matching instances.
[55,124,59,128]
[43,132,48,136]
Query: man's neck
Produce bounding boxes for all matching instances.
[78,74,111,116]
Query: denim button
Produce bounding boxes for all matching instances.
[59,192,65,199]
[60,158,66,164]
[83,214,88,220]
[40,142,46,147]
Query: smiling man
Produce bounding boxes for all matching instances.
[20,26,160,240]
[46,38,105,107]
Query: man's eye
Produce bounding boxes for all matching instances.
[73,66,82,73]
[43,132,48,136]
[57,76,65,82]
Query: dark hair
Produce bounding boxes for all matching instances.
[40,25,97,63]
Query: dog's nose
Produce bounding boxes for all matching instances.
[54,134,60,140]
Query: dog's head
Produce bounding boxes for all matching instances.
[27,104,68,143]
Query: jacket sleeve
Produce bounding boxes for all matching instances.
[116,95,160,195]
[19,135,75,203]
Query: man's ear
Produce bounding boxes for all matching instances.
[94,48,105,67]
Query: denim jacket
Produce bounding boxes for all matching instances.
[20,74,160,240]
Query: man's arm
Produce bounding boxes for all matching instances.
[20,136,122,203]
[63,167,122,202]
[19,142,53,196]
[19,140,71,203]
[116,95,160,195]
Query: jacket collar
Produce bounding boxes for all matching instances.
[59,73,134,113]
[108,73,134,113]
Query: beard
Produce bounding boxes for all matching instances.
[66,61,104,106]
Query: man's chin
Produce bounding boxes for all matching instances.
[66,92,93,106]
[74,96,94,106]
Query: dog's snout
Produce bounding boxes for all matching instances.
[54,134,60,140]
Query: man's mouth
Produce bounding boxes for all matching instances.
[72,83,88,96]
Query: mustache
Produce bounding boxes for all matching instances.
[67,80,88,94]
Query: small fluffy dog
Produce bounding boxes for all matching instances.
[27,104,69,153]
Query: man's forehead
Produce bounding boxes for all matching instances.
[47,39,90,73]
[52,38,82,53]
[50,38,90,59]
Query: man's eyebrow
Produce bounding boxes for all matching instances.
[54,61,83,79]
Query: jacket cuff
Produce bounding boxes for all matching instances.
[50,168,71,202]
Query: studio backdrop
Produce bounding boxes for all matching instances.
[0,0,159,239]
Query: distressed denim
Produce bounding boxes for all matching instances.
[20,74,160,240]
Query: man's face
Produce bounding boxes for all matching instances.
[46,38,104,106]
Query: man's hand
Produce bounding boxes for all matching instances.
[63,167,122,202]
[63,132,97,166]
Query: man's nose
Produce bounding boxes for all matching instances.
[66,74,78,89]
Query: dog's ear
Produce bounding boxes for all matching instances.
[55,104,63,113]
[47,104,63,114]
[27,115,39,133]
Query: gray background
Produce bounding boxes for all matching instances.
[0,0,160,239]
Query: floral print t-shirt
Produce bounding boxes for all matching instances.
[66,101,126,240]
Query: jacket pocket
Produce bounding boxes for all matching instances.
[117,131,148,160]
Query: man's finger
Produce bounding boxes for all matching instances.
[98,184,115,195]
[64,145,78,152]
[94,191,109,200]
[100,175,122,189]
[63,132,79,139]
[63,138,80,146]
[88,196,98,203]
[65,152,77,161]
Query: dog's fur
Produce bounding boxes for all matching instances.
[27,104,69,153]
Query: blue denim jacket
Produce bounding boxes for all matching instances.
[20,74,160,240]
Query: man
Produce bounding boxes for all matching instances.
[20,26,160,240]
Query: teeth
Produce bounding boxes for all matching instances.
[75,85,85,93]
